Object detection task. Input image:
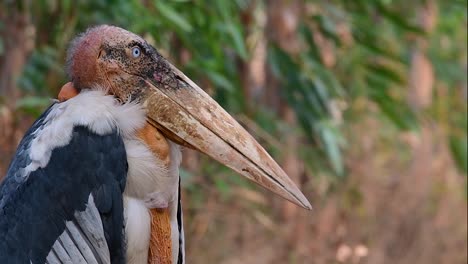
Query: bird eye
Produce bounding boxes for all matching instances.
[131,46,141,58]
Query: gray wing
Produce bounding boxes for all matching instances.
[0,114,127,264]
[46,195,110,264]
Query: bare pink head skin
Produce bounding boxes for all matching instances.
[65,25,312,210]
[66,25,157,100]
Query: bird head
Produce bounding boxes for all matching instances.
[67,25,311,210]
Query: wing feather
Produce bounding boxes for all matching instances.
[57,230,87,263]
[48,195,108,264]
[0,107,128,264]
[64,221,100,264]
[46,249,60,264]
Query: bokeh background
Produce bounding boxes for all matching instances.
[0,1,466,263]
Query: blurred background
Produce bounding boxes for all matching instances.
[0,0,466,263]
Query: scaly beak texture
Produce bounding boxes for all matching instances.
[143,61,312,210]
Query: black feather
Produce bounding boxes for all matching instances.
[0,118,127,264]
[177,177,183,264]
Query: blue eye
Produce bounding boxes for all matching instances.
[132,47,141,58]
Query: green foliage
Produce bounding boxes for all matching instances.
[450,136,467,174]
[427,1,467,174]
[296,0,466,174]
[2,0,466,185]
[268,43,345,175]
[15,96,51,116]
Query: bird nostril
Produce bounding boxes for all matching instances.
[154,72,162,83]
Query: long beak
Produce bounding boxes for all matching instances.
[141,61,312,210]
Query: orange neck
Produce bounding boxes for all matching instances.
[148,208,172,264]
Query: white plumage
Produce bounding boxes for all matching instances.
[29,90,181,264]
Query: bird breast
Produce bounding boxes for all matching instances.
[124,122,181,208]
[123,123,182,264]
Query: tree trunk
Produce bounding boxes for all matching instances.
[265,0,307,257]
[0,2,34,178]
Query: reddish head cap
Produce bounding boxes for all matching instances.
[66,25,143,90]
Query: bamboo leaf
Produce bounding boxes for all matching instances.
[205,70,234,91]
[318,122,344,176]
[450,135,468,174]
[155,1,193,32]
[15,96,51,117]
[226,23,248,60]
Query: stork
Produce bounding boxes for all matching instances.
[0,25,311,264]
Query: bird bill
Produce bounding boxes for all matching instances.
[142,61,311,210]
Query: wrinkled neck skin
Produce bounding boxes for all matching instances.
[98,71,148,103]
[73,71,148,104]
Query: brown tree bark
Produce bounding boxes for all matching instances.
[408,0,436,110]
[0,2,35,178]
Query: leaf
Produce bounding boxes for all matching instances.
[449,135,468,174]
[205,70,234,91]
[155,1,193,32]
[15,96,51,117]
[299,23,321,61]
[214,177,230,197]
[376,2,426,35]
[312,77,331,110]
[318,122,344,176]
[375,96,417,130]
[354,32,403,63]
[226,23,248,60]
[367,63,405,85]
[312,15,341,45]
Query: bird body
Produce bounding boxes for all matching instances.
[1,91,133,263]
[0,90,183,263]
[0,25,310,263]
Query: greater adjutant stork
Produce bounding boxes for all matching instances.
[0,25,311,264]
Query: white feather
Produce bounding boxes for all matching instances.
[123,139,170,202]
[124,197,151,264]
[167,141,183,263]
[24,89,183,263]
[24,89,146,177]
[47,194,110,264]
[124,140,182,264]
